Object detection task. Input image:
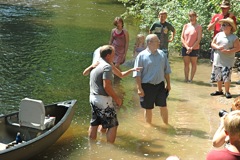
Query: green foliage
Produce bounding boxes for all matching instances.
[118,0,240,52]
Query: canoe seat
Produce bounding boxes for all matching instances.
[0,143,7,150]
[19,98,56,130]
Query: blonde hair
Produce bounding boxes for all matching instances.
[159,10,167,16]
[188,10,197,17]
[135,34,145,45]
[224,110,240,137]
[137,33,145,39]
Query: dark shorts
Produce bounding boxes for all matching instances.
[140,82,167,109]
[210,48,215,62]
[181,47,199,57]
[213,66,232,82]
[90,102,119,129]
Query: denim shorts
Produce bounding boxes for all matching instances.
[181,47,199,57]
[140,82,167,109]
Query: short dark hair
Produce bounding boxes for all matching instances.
[100,45,114,58]
[113,17,124,27]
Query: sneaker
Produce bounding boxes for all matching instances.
[210,91,223,96]
[225,92,232,99]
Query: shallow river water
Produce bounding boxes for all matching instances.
[0,0,240,160]
[33,57,239,160]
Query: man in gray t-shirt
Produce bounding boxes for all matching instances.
[89,45,122,144]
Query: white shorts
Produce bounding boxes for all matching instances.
[89,94,114,109]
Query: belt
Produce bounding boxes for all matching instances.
[143,81,164,86]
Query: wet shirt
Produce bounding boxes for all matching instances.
[133,48,171,84]
[90,58,113,96]
[149,21,175,50]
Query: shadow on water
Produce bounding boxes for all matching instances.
[153,124,209,139]
[114,124,209,159]
[116,136,167,159]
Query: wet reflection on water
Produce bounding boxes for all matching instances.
[0,3,54,113]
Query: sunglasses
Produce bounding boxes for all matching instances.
[222,23,231,27]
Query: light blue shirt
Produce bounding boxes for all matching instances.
[133,48,171,84]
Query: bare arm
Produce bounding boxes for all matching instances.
[229,12,235,19]
[168,29,175,42]
[181,24,188,48]
[221,38,240,54]
[120,67,142,77]
[103,79,122,106]
[164,74,171,91]
[111,62,142,78]
[212,117,227,147]
[124,29,129,56]
[191,26,202,49]
[109,29,114,45]
[207,17,219,31]
[211,35,224,50]
[82,62,99,76]
[135,76,144,97]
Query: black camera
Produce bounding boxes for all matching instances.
[219,109,228,117]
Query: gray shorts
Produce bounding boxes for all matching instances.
[213,66,232,82]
